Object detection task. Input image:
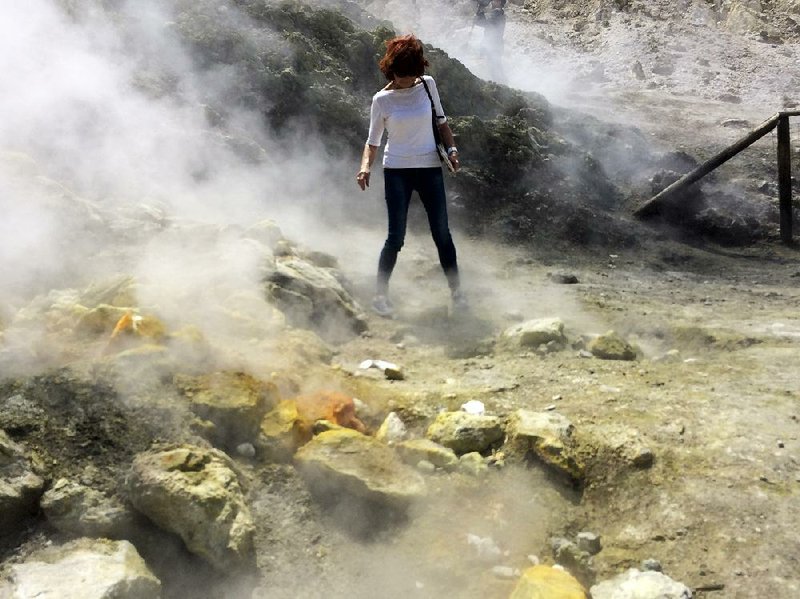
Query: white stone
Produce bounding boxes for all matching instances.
[591,568,692,599]
[7,539,160,599]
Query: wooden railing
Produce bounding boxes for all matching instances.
[635,110,800,244]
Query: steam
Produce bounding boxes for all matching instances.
[0,0,368,369]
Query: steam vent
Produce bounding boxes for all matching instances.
[2,0,800,598]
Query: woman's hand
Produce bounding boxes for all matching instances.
[356,170,370,190]
[448,151,460,172]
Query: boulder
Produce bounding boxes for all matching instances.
[510,565,588,599]
[126,445,255,572]
[395,438,458,471]
[0,430,45,532]
[426,411,504,455]
[41,479,136,539]
[503,318,567,349]
[505,410,585,483]
[590,568,692,599]
[5,538,161,599]
[294,429,426,511]
[588,331,637,361]
[264,256,367,342]
[175,371,279,449]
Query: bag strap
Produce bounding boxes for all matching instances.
[420,77,444,145]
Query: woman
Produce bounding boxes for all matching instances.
[356,34,465,318]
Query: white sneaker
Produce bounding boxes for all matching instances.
[451,289,469,311]
[372,295,394,318]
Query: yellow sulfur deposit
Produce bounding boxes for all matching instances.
[509,565,587,599]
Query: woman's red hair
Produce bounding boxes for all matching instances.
[379,34,428,81]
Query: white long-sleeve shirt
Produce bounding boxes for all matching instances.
[366,75,447,169]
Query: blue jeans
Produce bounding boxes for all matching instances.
[378,167,459,294]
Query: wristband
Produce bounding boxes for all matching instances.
[447,146,459,156]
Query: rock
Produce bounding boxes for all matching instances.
[509,564,588,599]
[243,219,284,249]
[467,533,502,562]
[375,412,407,444]
[548,272,579,284]
[590,568,692,599]
[236,443,256,458]
[458,451,488,477]
[503,318,567,349]
[75,304,132,336]
[5,538,161,599]
[126,445,255,572]
[631,61,646,80]
[264,256,367,342]
[0,430,45,532]
[294,429,426,511]
[41,479,136,539]
[416,460,436,474]
[176,371,279,449]
[582,423,655,469]
[505,410,584,483]
[395,439,459,471]
[359,359,405,380]
[426,411,504,455]
[257,391,367,461]
[257,400,303,462]
[492,565,518,579]
[551,537,595,583]
[588,331,637,361]
[641,559,663,572]
[576,532,602,555]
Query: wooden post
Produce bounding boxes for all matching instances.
[777,113,793,244]
[635,113,781,218]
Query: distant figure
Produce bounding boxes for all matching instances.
[474,0,507,82]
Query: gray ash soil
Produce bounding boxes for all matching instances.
[324,229,800,597]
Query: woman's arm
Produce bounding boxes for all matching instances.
[437,122,460,172]
[356,144,379,190]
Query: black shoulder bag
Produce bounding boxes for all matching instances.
[421,77,456,174]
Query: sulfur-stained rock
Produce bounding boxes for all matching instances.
[126,445,255,572]
[294,429,426,511]
[590,568,692,598]
[581,424,655,470]
[41,479,136,539]
[505,410,585,484]
[502,318,567,349]
[396,438,458,471]
[293,391,366,438]
[257,390,367,462]
[426,411,504,455]
[588,331,637,361]
[509,564,588,599]
[5,538,161,599]
[76,304,132,336]
[176,371,279,449]
[0,430,45,533]
[257,400,303,463]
